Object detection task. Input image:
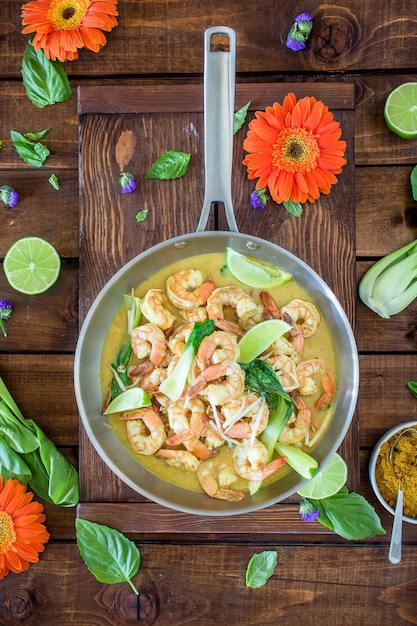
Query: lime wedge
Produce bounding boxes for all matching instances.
[226,247,292,289]
[384,82,417,139]
[275,442,319,479]
[3,236,61,295]
[103,388,151,414]
[296,452,348,499]
[238,319,292,364]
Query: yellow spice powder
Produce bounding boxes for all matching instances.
[375,427,417,518]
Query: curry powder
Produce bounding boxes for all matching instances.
[375,427,417,518]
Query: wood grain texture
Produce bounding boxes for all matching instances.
[1,543,417,625]
[3,1,417,77]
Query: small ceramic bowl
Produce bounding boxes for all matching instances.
[369,420,417,524]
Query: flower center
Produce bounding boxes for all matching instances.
[0,510,16,555]
[47,0,90,30]
[272,127,320,173]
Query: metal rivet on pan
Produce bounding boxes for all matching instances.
[174,241,189,250]
[246,241,261,251]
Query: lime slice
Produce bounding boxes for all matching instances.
[3,236,61,295]
[104,387,151,414]
[226,247,292,289]
[275,442,319,479]
[384,82,417,139]
[297,452,348,499]
[238,319,292,364]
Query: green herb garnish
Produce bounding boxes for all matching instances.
[245,550,278,588]
[21,40,71,109]
[146,150,191,180]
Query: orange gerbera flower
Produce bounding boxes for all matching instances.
[21,0,118,62]
[0,476,50,579]
[242,93,347,205]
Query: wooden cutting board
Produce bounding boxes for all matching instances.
[76,82,356,538]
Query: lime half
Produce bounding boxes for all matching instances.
[4,236,61,295]
[226,247,293,289]
[384,82,417,139]
[297,452,348,499]
[104,387,151,414]
[238,319,292,364]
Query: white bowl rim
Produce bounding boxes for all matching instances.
[369,420,417,524]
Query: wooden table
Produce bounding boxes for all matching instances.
[1,2,417,623]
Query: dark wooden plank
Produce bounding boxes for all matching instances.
[0,170,79,258]
[0,262,79,353]
[1,543,416,625]
[356,166,417,257]
[78,82,355,114]
[4,2,417,77]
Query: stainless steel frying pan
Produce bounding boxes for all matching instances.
[74,27,359,516]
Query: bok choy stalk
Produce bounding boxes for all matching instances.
[240,360,293,494]
[358,238,417,318]
[109,291,141,401]
[0,376,79,506]
[159,320,215,401]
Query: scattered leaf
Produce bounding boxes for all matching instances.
[76,519,140,594]
[283,199,303,217]
[135,209,149,222]
[49,174,60,190]
[245,550,278,588]
[146,150,190,180]
[21,40,72,108]
[234,101,251,134]
[411,165,417,201]
[11,130,50,167]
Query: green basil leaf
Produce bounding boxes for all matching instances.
[32,422,79,506]
[411,165,417,201]
[407,380,417,398]
[76,519,140,594]
[49,174,60,190]
[135,209,149,222]
[0,439,32,483]
[311,490,386,540]
[146,150,190,180]
[234,101,251,134]
[24,128,51,141]
[283,200,303,217]
[11,130,50,167]
[245,550,278,588]
[21,40,72,108]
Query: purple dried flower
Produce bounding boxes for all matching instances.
[286,37,307,52]
[119,172,137,194]
[0,186,20,208]
[250,188,269,209]
[295,12,313,23]
[0,299,13,337]
[299,498,320,522]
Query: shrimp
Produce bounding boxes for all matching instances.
[196,330,240,370]
[187,360,245,405]
[197,459,245,501]
[167,323,194,356]
[260,290,281,319]
[296,358,337,409]
[140,366,168,392]
[278,392,312,444]
[180,306,208,323]
[120,407,166,455]
[140,288,176,331]
[220,392,269,440]
[166,269,215,310]
[131,323,167,366]
[206,286,258,335]
[281,299,321,355]
[165,397,216,459]
[232,440,286,481]
[263,336,299,363]
[263,354,299,392]
[156,449,200,472]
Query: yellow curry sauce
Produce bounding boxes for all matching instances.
[100,252,337,495]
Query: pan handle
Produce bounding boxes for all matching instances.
[196,26,239,233]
